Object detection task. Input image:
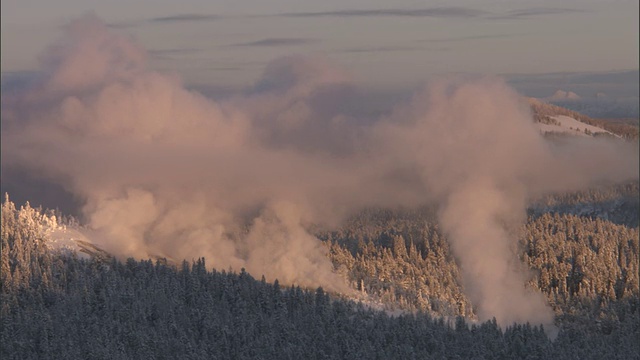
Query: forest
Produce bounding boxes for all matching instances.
[1,181,638,359]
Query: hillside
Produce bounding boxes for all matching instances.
[529,99,639,140]
[2,184,639,359]
[321,182,639,320]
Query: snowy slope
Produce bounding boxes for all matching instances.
[47,226,111,260]
[536,115,617,138]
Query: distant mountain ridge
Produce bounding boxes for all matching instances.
[545,90,581,102]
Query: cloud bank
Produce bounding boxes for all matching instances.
[151,14,222,23]
[2,15,637,329]
[228,38,320,47]
[279,7,486,19]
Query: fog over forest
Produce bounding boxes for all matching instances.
[1,15,638,334]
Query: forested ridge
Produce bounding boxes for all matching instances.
[529,99,640,140]
[321,183,639,321]
[1,185,639,359]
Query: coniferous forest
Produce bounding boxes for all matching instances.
[1,183,639,359]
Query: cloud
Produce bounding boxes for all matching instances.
[228,38,320,47]
[106,14,223,29]
[106,20,142,29]
[38,14,147,93]
[148,48,205,60]
[493,7,585,19]
[1,71,41,94]
[337,45,428,54]
[206,66,243,71]
[506,70,640,100]
[3,15,637,330]
[419,34,514,43]
[279,7,485,18]
[151,14,222,23]
[108,6,584,30]
[277,7,584,21]
[149,48,203,55]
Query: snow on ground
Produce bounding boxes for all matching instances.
[47,226,94,259]
[536,115,617,138]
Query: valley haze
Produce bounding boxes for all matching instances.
[1,13,638,334]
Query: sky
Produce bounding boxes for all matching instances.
[2,0,638,93]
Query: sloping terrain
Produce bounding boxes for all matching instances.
[530,99,639,140]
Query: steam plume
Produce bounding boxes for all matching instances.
[2,15,637,326]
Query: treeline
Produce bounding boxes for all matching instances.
[321,207,639,322]
[533,181,638,208]
[320,209,473,318]
[1,196,639,359]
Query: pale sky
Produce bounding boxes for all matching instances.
[1,0,638,90]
